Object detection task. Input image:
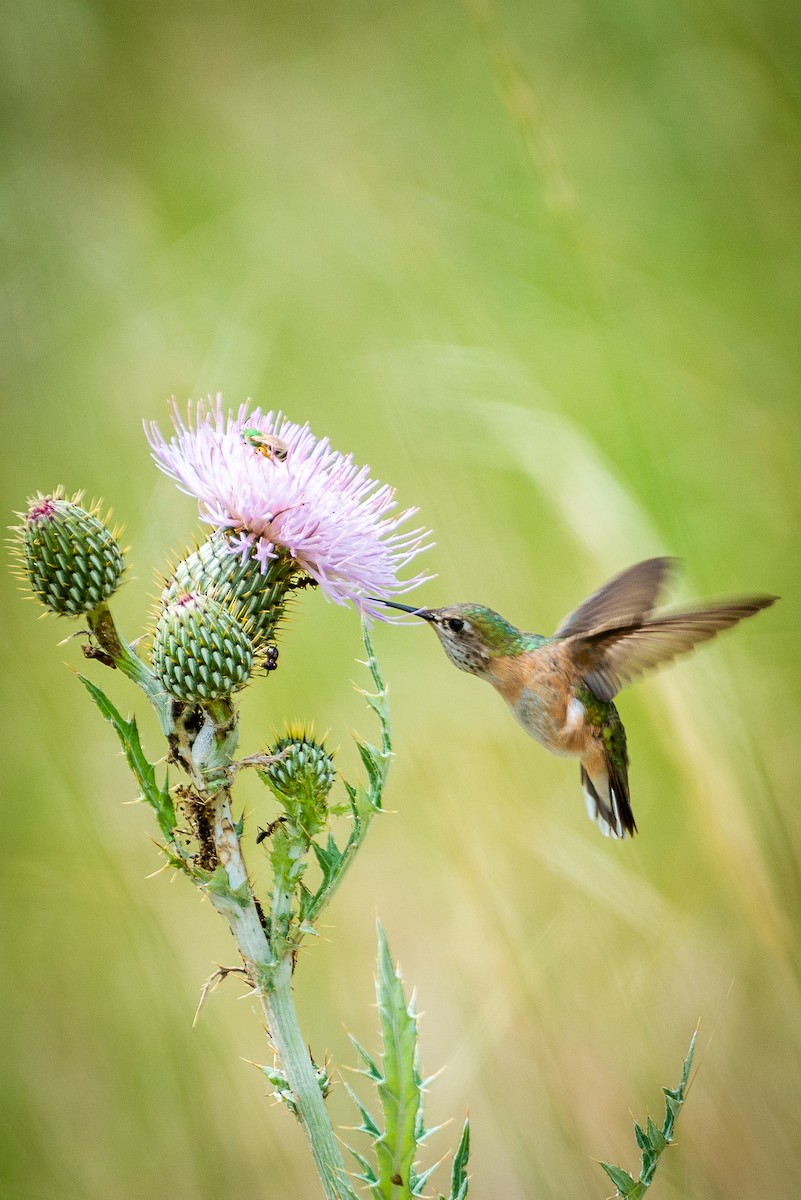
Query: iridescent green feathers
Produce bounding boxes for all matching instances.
[375,558,777,839]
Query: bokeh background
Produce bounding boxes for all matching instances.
[2,1,800,1196]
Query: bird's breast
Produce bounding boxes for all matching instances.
[484,651,575,752]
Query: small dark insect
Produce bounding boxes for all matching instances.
[264,644,279,672]
[256,816,287,844]
[290,574,318,591]
[390,1175,403,1186]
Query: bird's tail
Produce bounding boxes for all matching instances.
[580,713,636,838]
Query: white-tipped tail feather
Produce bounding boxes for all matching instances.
[580,758,636,839]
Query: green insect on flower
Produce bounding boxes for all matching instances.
[241,427,289,462]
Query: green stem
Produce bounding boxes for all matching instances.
[303,620,391,928]
[270,830,297,955]
[302,806,377,927]
[260,958,359,1200]
[193,719,355,1200]
[87,602,172,733]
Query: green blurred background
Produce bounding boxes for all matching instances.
[2,0,799,1196]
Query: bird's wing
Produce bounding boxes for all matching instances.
[554,557,678,638]
[564,597,777,701]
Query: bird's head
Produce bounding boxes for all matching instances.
[373,599,524,675]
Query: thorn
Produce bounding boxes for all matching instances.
[237,984,262,999]
[229,747,291,776]
[144,860,171,879]
[193,965,250,1026]
[57,629,91,647]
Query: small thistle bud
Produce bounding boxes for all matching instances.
[263,731,336,835]
[152,593,255,704]
[13,491,124,616]
[162,531,297,646]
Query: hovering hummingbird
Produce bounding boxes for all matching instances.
[372,559,777,838]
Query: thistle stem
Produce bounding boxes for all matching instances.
[259,960,358,1200]
[87,602,172,733]
[194,724,355,1200]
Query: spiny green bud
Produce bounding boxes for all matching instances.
[12,490,125,616]
[265,732,336,803]
[152,592,255,703]
[162,531,298,646]
[262,731,336,835]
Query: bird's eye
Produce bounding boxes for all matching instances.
[445,617,465,634]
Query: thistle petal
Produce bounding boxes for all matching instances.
[145,397,432,617]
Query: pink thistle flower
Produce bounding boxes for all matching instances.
[145,397,432,619]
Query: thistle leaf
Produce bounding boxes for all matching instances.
[355,738,384,795]
[298,623,392,929]
[347,926,469,1199]
[206,864,250,909]
[448,1120,470,1200]
[344,1083,382,1139]
[310,832,343,888]
[79,674,176,843]
[370,923,420,1198]
[346,1146,380,1188]
[349,1034,383,1082]
[599,1031,696,1196]
[600,1163,640,1197]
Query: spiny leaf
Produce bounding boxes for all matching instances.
[300,626,392,930]
[344,1083,382,1139]
[310,832,343,886]
[360,623,391,726]
[448,1120,470,1200]
[258,1063,298,1115]
[371,923,421,1198]
[349,1033,383,1082]
[348,926,469,1200]
[206,865,250,909]
[346,1145,380,1188]
[600,1163,640,1197]
[79,674,176,841]
[411,1158,441,1195]
[356,738,384,794]
[646,1117,667,1156]
[600,1031,696,1197]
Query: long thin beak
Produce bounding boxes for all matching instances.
[367,597,435,621]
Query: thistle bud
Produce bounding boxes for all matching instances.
[162,532,296,645]
[14,491,124,616]
[152,593,255,704]
[263,731,335,835]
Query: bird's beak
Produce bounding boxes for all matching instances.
[367,597,436,621]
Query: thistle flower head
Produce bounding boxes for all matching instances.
[262,729,336,836]
[152,592,255,704]
[11,489,125,616]
[145,397,431,618]
[160,530,295,648]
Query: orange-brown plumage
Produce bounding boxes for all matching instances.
[374,559,777,838]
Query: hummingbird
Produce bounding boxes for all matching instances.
[372,559,777,838]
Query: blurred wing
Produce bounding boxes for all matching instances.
[554,557,678,638]
[566,597,777,700]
